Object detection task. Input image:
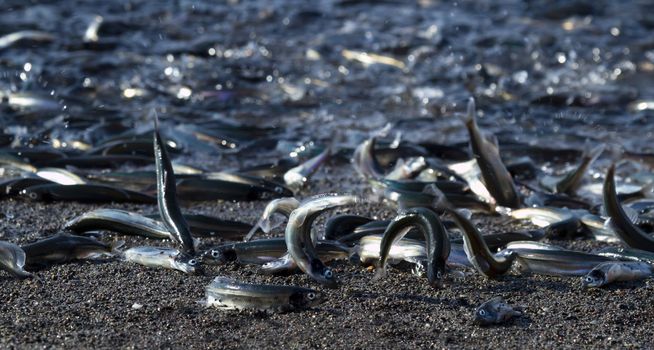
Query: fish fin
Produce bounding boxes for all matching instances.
[584,143,605,162]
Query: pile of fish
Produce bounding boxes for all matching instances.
[2,96,654,326]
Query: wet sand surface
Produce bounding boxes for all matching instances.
[2,0,654,348]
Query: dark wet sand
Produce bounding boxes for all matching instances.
[1,166,653,349]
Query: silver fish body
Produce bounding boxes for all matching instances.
[206,277,323,312]
[21,233,118,268]
[582,261,652,288]
[123,246,197,274]
[64,209,173,240]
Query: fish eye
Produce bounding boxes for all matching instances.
[306,292,316,300]
[585,277,593,283]
[479,309,486,316]
[188,259,197,266]
[211,250,220,258]
[437,271,442,278]
[29,192,37,199]
[323,269,333,279]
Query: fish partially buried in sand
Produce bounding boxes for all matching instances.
[582,261,652,288]
[474,297,523,326]
[0,241,32,278]
[205,277,324,313]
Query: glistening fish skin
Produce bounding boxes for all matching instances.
[0,241,32,278]
[20,183,155,204]
[461,98,520,208]
[475,297,522,326]
[582,261,652,288]
[65,209,172,240]
[603,164,654,252]
[376,207,450,288]
[507,247,615,276]
[446,208,514,278]
[21,233,118,268]
[285,194,358,288]
[206,277,324,313]
[206,238,287,265]
[260,240,351,275]
[153,118,195,255]
[123,246,198,274]
[244,197,300,242]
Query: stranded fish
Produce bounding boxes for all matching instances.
[582,261,652,288]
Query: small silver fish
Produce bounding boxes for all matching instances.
[123,246,197,274]
[206,277,324,313]
[582,261,652,288]
[475,297,522,326]
[244,197,300,241]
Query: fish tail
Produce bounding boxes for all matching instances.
[110,240,126,258]
[460,97,476,126]
[584,143,605,162]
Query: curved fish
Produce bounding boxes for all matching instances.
[604,164,654,252]
[206,277,324,312]
[376,207,450,287]
[154,117,195,255]
[244,197,300,242]
[461,98,520,208]
[540,144,604,194]
[509,207,581,238]
[283,147,330,191]
[582,261,652,288]
[352,137,385,180]
[446,208,514,278]
[285,194,358,288]
[0,241,32,278]
[123,246,197,274]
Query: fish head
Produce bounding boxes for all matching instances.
[289,289,325,309]
[310,258,338,288]
[474,304,497,326]
[204,247,235,264]
[582,270,605,288]
[428,261,447,288]
[20,188,44,201]
[172,254,199,274]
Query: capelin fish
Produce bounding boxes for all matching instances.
[336,220,391,245]
[64,209,172,240]
[202,172,293,197]
[38,155,153,169]
[285,194,359,288]
[475,297,522,326]
[446,208,514,278]
[603,164,654,252]
[447,159,495,205]
[20,183,156,204]
[206,238,287,265]
[460,98,520,208]
[123,246,198,274]
[283,147,330,192]
[324,214,373,241]
[153,116,195,255]
[0,178,53,198]
[540,144,604,195]
[83,15,103,42]
[260,240,351,275]
[375,207,450,287]
[0,241,32,278]
[341,49,406,70]
[580,214,620,243]
[384,157,428,181]
[206,277,324,313]
[582,261,652,288]
[244,197,300,242]
[175,178,290,201]
[505,245,616,276]
[175,214,252,239]
[507,207,581,238]
[35,167,86,185]
[21,233,121,268]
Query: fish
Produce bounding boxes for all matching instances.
[0,241,32,278]
[449,229,545,251]
[384,157,428,181]
[446,208,515,278]
[123,246,198,274]
[352,136,386,180]
[20,183,155,203]
[460,98,520,208]
[206,238,287,265]
[447,159,496,205]
[539,144,604,194]
[375,207,450,287]
[582,261,652,288]
[603,164,654,252]
[153,116,195,256]
[175,178,290,201]
[283,147,330,192]
[474,297,522,326]
[170,214,252,239]
[0,30,54,50]
[244,197,300,241]
[205,277,324,312]
[341,49,406,70]
[595,246,654,265]
[83,15,103,43]
[356,234,427,266]
[64,209,173,240]
[35,167,86,185]
[21,233,121,268]
[285,194,358,288]
[505,244,616,276]
[579,214,620,242]
[38,155,152,169]
[0,177,53,198]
